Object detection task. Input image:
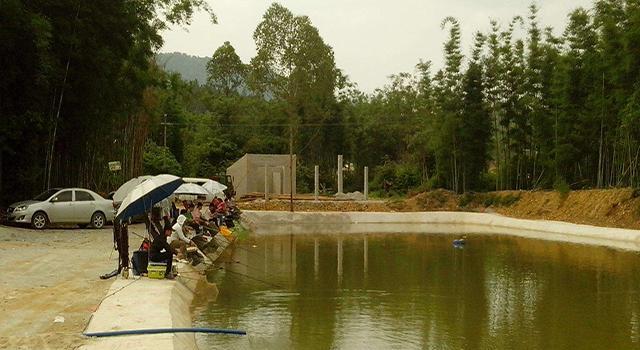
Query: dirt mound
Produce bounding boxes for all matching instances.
[396,189,460,212]
[240,199,390,212]
[495,188,640,230]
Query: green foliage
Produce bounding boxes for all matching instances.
[7,0,640,206]
[372,162,421,194]
[0,0,213,203]
[458,192,521,207]
[143,141,182,175]
[207,42,246,95]
[553,178,571,199]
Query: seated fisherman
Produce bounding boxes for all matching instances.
[192,202,205,225]
[149,224,175,279]
[169,214,195,260]
[201,202,212,222]
[147,207,164,241]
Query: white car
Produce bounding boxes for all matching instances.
[6,188,115,229]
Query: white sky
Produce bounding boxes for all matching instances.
[160,0,594,93]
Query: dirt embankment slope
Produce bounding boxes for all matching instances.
[239,188,640,230]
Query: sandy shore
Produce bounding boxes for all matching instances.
[0,224,139,350]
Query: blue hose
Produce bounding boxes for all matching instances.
[84,327,246,338]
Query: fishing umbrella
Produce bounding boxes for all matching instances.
[174,183,211,196]
[116,174,183,221]
[202,180,227,197]
[112,175,152,203]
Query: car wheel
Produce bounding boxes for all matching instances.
[91,212,106,229]
[31,212,48,230]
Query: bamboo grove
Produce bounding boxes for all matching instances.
[348,0,640,193]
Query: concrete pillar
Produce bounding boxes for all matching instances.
[314,165,319,201]
[364,166,369,201]
[264,163,268,201]
[291,157,297,196]
[337,155,343,194]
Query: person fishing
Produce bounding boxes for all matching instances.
[101,202,129,280]
[169,214,195,260]
[147,207,164,241]
[149,224,175,279]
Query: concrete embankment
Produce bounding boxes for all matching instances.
[241,210,640,251]
[81,263,207,350]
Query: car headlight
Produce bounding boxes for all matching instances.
[15,205,28,212]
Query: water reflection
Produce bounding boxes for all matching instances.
[195,234,640,349]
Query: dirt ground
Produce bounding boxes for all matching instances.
[0,224,144,350]
[239,188,640,230]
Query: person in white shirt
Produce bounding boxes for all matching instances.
[168,214,194,259]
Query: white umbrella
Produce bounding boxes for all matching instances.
[174,183,211,196]
[113,175,152,203]
[202,180,227,195]
[116,174,183,221]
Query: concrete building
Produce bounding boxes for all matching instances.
[226,154,297,198]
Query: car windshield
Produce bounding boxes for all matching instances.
[33,189,60,201]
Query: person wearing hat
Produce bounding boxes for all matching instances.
[149,224,175,279]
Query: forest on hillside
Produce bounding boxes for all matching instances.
[156,52,209,84]
[2,0,640,204]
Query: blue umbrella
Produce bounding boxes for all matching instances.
[115,174,183,222]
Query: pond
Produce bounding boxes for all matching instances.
[194,234,640,349]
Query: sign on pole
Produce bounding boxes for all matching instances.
[108,161,121,172]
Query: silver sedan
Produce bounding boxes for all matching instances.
[6,188,115,229]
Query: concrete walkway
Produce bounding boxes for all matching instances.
[241,211,640,251]
[80,263,207,350]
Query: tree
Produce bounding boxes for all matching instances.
[0,0,214,203]
[432,16,464,191]
[249,2,340,175]
[207,41,246,96]
[459,32,491,191]
[142,141,182,175]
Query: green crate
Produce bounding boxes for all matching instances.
[148,263,166,279]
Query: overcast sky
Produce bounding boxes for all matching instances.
[160,0,594,93]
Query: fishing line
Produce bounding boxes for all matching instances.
[215,266,285,289]
[232,244,265,258]
[82,277,140,334]
[232,244,291,268]
[227,260,284,281]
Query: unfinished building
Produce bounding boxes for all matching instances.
[226,154,297,198]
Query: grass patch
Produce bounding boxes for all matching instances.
[387,198,406,211]
[466,192,522,208]
[553,178,571,200]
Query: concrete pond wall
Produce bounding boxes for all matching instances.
[241,210,640,251]
[80,263,211,350]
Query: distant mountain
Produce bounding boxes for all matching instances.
[155,52,210,85]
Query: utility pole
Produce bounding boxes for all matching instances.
[162,113,168,147]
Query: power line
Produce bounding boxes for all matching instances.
[160,120,426,128]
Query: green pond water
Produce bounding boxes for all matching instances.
[194,234,640,349]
